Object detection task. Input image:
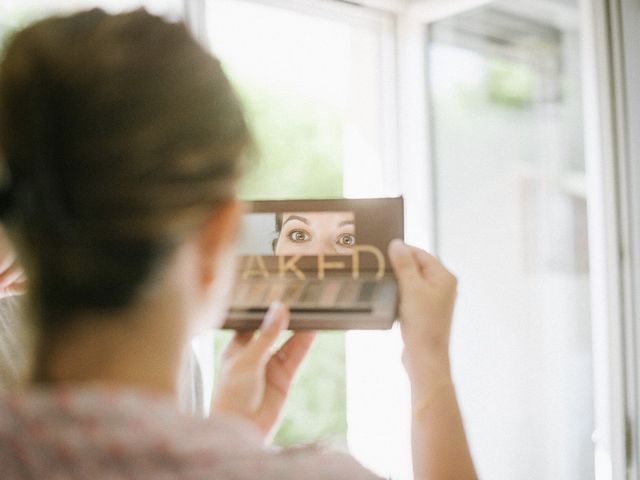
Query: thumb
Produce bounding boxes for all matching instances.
[388,239,422,289]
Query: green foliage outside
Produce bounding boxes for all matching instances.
[235,78,344,200]
[437,58,536,112]
[486,60,536,109]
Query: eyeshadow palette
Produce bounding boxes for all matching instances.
[224,197,404,330]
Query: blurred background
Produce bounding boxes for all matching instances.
[1,1,595,479]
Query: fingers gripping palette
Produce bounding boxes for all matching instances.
[224,197,404,330]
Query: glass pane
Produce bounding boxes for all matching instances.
[428,2,593,479]
[206,0,392,448]
[207,0,345,200]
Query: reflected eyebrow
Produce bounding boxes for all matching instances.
[338,220,355,227]
[283,215,309,226]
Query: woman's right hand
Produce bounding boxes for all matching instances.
[388,239,457,382]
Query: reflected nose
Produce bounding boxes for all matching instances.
[323,234,337,255]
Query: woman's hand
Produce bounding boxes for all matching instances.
[211,302,315,440]
[388,239,457,382]
[0,225,26,299]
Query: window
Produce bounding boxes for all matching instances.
[426,2,593,479]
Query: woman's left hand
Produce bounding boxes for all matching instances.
[211,301,316,440]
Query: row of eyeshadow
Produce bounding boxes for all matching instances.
[230,278,379,311]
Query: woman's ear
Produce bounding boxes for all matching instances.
[198,199,243,288]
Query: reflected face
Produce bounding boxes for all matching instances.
[274,211,355,255]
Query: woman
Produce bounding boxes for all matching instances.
[0,9,477,479]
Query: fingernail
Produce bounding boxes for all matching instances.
[262,301,283,332]
[389,238,406,254]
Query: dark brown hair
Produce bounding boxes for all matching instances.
[0,9,249,323]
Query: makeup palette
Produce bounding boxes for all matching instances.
[224,197,404,330]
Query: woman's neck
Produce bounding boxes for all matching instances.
[34,294,191,398]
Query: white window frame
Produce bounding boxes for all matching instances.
[621,0,640,476]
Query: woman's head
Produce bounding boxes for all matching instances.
[0,10,249,330]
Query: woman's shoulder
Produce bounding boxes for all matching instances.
[0,385,381,479]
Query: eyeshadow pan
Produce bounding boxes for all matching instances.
[337,281,359,305]
[357,281,377,303]
[319,280,343,306]
[264,282,287,305]
[299,282,323,304]
[282,283,303,304]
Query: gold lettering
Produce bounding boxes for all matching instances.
[241,256,270,279]
[352,245,385,280]
[278,255,306,280]
[317,253,346,280]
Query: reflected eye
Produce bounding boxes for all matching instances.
[336,233,356,247]
[287,229,311,243]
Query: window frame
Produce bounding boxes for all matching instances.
[621,0,640,474]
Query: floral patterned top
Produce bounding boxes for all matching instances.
[0,385,380,479]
